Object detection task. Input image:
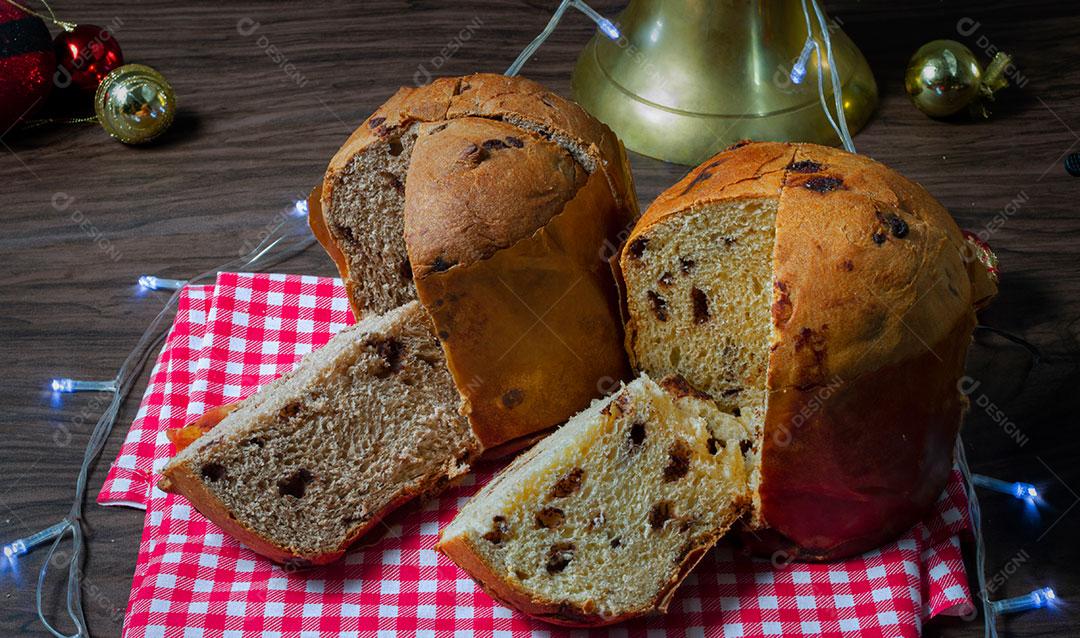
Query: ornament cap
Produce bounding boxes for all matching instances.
[981,51,1012,94]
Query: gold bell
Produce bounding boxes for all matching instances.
[571,0,878,165]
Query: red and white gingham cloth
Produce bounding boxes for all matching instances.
[99,284,213,508]
[101,272,974,638]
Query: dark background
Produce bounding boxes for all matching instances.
[1,1,1077,636]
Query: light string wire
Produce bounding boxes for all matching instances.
[18,117,99,131]
[505,0,571,77]
[505,0,618,77]
[799,0,856,153]
[975,324,1042,364]
[32,207,315,638]
[959,326,1046,637]
[956,438,998,638]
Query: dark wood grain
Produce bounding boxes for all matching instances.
[1,1,1077,636]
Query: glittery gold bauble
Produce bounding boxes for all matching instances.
[904,40,983,118]
[94,64,176,144]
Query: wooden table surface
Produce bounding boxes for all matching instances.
[1,1,1077,636]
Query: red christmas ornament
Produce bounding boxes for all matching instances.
[0,3,55,133]
[53,23,122,94]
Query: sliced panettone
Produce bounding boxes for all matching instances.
[158,302,480,565]
[311,72,637,452]
[437,374,753,626]
[618,141,998,560]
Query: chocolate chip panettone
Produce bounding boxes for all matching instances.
[311,73,637,451]
[617,141,997,560]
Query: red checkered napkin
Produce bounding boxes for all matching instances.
[115,272,974,638]
[182,272,354,424]
[99,285,214,509]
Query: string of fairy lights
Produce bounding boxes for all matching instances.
[2,2,1058,637]
[7,198,315,638]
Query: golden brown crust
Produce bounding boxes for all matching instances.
[305,183,347,284]
[413,164,632,447]
[769,144,975,388]
[759,143,982,558]
[619,141,992,560]
[756,317,971,560]
[441,73,634,213]
[404,118,587,276]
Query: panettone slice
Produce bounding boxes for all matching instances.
[158,302,480,565]
[437,374,753,626]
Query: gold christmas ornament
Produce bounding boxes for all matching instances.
[94,63,176,144]
[904,39,1011,119]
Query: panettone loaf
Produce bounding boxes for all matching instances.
[437,374,753,626]
[311,73,637,450]
[618,141,998,560]
[158,302,479,565]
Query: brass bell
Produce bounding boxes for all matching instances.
[571,0,878,165]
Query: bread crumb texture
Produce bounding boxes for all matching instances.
[163,302,479,561]
[438,374,752,625]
